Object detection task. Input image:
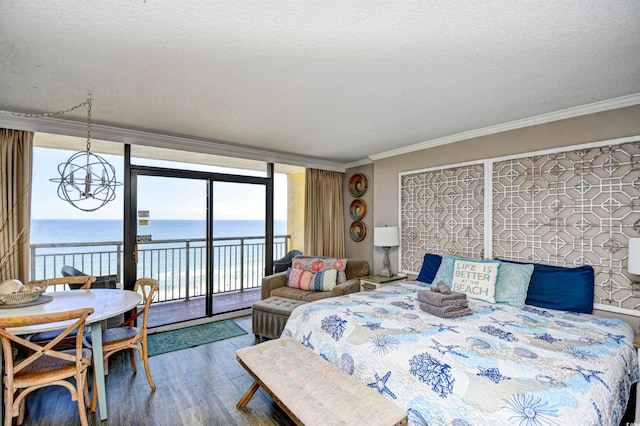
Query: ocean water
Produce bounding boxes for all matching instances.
[31,219,288,245]
[30,219,289,290]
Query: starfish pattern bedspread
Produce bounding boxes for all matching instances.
[282,281,638,426]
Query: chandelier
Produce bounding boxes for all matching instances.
[1,96,122,211]
[48,97,122,211]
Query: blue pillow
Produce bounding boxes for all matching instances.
[494,261,534,309]
[416,254,442,284]
[499,259,594,313]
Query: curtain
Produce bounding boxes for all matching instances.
[0,129,33,283]
[304,169,345,257]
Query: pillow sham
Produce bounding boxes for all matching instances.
[451,259,500,303]
[416,253,442,284]
[494,261,534,309]
[499,259,595,313]
[292,256,347,284]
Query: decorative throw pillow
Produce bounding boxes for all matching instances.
[433,255,482,286]
[499,259,595,313]
[494,261,534,309]
[292,256,348,284]
[286,268,338,292]
[286,268,314,290]
[416,253,442,284]
[309,269,339,292]
[450,259,500,303]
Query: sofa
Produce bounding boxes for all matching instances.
[261,258,370,302]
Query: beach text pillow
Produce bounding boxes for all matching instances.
[451,259,500,303]
[433,255,482,287]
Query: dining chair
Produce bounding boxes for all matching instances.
[28,275,96,290]
[85,277,158,411]
[26,276,97,348]
[0,307,94,426]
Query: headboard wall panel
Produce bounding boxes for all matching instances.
[400,138,640,315]
[400,163,485,273]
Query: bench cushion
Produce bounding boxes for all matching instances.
[236,337,407,426]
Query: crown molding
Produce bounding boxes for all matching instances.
[343,157,373,170]
[368,93,640,161]
[0,115,346,173]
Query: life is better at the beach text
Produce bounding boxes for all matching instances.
[451,262,494,296]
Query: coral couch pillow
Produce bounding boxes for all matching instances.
[286,268,338,291]
[292,256,347,284]
[416,253,442,284]
[451,259,500,303]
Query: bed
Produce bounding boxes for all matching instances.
[282,281,638,425]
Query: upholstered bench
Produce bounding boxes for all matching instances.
[236,337,408,426]
[252,296,307,340]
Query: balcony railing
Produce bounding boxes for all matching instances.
[30,235,290,303]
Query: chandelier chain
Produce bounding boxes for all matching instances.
[86,97,92,153]
[0,97,91,119]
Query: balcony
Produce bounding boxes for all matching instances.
[30,235,290,326]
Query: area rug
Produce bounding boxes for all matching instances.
[147,319,247,357]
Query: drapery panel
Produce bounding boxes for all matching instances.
[0,129,33,283]
[304,169,345,257]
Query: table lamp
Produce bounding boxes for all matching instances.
[374,226,400,277]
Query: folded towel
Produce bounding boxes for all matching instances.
[419,302,473,318]
[418,289,467,307]
[430,280,452,294]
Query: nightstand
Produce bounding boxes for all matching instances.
[360,275,406,291]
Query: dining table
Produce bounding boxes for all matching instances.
[0,288,142,421]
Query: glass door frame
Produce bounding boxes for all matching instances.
[123,145,274,318]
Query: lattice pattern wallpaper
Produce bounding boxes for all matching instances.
[492,142,640,311]
[400,164,485,272]
[400,139,640,314]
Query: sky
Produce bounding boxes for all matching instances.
[31,147,288,221]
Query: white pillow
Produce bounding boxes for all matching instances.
[451,259,500,303]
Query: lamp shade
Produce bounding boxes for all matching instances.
[374,226,400,247]
[629,238,640,275]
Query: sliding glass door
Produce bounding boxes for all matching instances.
[135,175,208,326]
[126,160,272,328]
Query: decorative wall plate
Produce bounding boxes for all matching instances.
[350,199,367,220]
[349,220,366,242]
[348,173,368,197]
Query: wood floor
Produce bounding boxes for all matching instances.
[20,315,295,426]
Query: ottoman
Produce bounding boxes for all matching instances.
[252,297,307,340]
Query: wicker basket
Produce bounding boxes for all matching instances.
[0,284,46,305]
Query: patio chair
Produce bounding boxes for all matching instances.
[61,265,118,289]
[84,277,159,411]
[273,250,302,273]
[0,308,94,426]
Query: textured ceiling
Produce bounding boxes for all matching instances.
[1,1,639,165]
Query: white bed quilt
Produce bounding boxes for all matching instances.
[282,281,639,426]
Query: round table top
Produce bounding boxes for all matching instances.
[0,289,142,334]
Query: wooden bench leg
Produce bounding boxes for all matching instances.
[237,381,261,408]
